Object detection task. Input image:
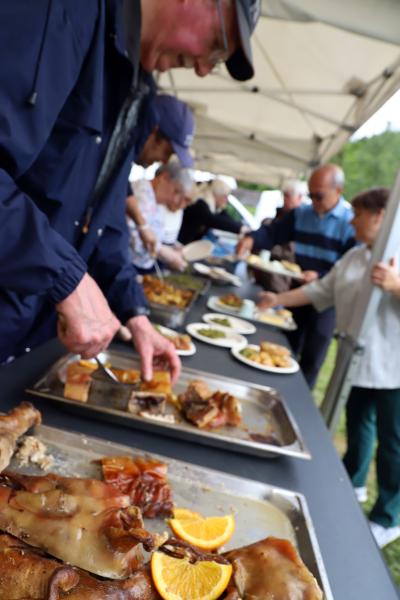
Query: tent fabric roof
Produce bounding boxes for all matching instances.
[157,1,400,186]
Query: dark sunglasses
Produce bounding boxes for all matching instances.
[308,192,327,201]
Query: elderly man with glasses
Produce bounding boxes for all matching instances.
[0,0,260,382]
[237,164,355,388]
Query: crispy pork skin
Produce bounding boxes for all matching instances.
[100,456,174,518]
[0,402,41,472]
[0,471,161,579]
[0,533,161,599]
[223,537,323,600]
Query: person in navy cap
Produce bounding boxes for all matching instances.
[136,94,195,169]
[0,0,260,382]
[130,91,195,254]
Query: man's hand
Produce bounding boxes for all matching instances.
[301,270,318,283]
[127,315,181,384]
[139,226,158,255]
[371,257,400,294]
[257,291,279,310]
[56,273,120,357]
[236,235,254,257]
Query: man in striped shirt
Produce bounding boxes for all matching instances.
[237,164,355,387]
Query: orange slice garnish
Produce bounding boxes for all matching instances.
[168,514,235,550]
[151,551,232,600]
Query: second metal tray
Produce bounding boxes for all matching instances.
[8,423,331,599]
[27,350,311,460]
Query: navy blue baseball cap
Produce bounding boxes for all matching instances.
[226,0,261,81]
[154,95,195,168]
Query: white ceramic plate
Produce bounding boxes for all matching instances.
[193,262,241,287]
[254,309,297,332]
[247,256,303,280]
[202,313,256,335]
[207,295,244,314]
[182,240,214,262]
[186,323,247,349]
[154,324,196,356]
[231,344,299,374]
[207,296,297,331]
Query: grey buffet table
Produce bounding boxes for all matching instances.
[0,282,398,600]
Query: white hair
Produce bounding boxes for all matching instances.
[282,179,304,196]
[155,160,193,195]
[191,178,232,212]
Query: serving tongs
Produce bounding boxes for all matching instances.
[153,257,164,282]
[95,356,119,382]
[91,358,142,411]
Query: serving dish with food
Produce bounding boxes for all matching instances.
[1,404,331,599]
[162,271,210,296]
[202,312,256,335]
[142,274,200,328]
[232,342,300,374]
[27,350,310,459]
[186,322,248,349]
[207,295,297,331]
[247,253,304,279]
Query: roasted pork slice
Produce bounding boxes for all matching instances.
[0,471,164,579]
[222,536,323,600]
[128,392,167,416]
[0,402,41,472]
[99,456,174,518]
[178,382,242,429]
[0,533,161,600]
[64,362,95,403]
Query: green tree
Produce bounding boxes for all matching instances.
[333,130,400,200]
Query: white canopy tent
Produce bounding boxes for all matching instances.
[157,0,400,186]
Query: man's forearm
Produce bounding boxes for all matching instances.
[277,287,310,308]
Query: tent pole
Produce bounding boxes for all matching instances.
[321,170,400,433]
[320,335,364,432]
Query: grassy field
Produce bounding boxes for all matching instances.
[313,341,400,587]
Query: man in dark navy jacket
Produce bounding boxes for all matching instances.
[0,0,260,380]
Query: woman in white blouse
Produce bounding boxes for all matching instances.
[258,187,400,549]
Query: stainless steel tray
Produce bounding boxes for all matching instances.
[27,350,311,460]
[146,283,200,329]
[9,424,332,599]
[164,272,211,296]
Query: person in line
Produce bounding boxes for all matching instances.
[130,91,195,256]
[252,179,305,293]
[237,165,355,387]
[178,179,247,245]
[258,187,400,549]
[127,162,193,273]
[0,0,260,382]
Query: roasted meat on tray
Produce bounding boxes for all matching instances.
[222,536,323,599]
[99,455,174,518]
[0,533,161,600]
[178,381,242,429]
[0,401,41,472]
[0,471,164,579]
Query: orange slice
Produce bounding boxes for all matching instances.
[151,551,232,600]
[168,514,235,550]
[172,507,202,520]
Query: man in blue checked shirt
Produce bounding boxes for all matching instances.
[237,165,355,387]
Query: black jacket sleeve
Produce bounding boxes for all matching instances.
[250,210,296,250]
